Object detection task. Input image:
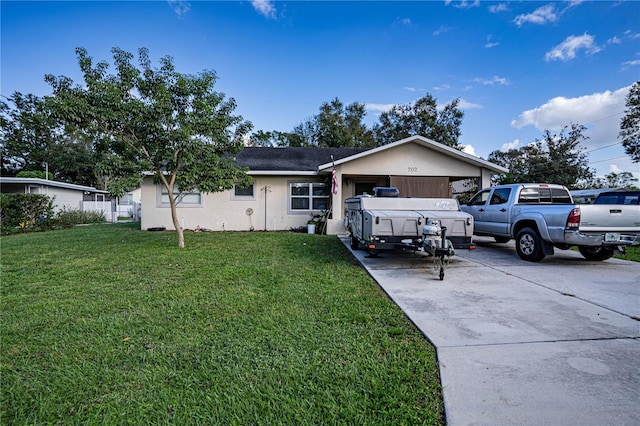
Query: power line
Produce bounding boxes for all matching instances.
[589,155,631,164]
[584,141,623,154]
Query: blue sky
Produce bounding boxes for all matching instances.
[2,1,639,180]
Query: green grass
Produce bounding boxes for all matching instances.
[615,245,640,262]
[1,223,444,425]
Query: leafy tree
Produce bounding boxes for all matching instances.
[46,47,252,248]
[488,124,593,188]
[283,98,375,148]
[373,95,464,148]
[314,98,374,147]
[248,130,301,147]
[0,93,59,177]
[619,81,640,162]
[603,171,638,188]
[0,93,100,186]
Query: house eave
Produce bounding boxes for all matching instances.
[0,177,108,193]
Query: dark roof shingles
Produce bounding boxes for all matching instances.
[235,147,369,171]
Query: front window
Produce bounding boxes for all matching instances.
[233,183,255,199]
[468,190,490,206]
[290,182,329,211]
[160,186,201,206]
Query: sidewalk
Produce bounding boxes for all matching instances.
[340,237,640,426]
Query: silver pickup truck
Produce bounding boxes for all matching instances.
[460,183,640,262]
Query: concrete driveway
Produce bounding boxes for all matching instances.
[341,236,640,426]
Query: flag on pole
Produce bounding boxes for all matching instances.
[331,166,338,194]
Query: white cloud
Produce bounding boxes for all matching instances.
[514,4,558,27]
[511,86,629,131]
[488,3,508,13]
[433,83,451,91]
[624,30,640,40]
[458,98,482,110]
[404,87,417,92]
[473,75,509,86]
[167,0,190,19]
[622,59,640,69]
[433,25,455,36]
[608,36,622,45]
[462,144,477,156]
[485,35,499,48]
[510,85,638,178]
[251,0,276,19]
[501,139,521,152]
[365,103,395,114]
[445,0,480,9]
[395,17,412,26]
[545,33,602,62]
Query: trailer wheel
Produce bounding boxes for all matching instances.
[515,227,545,262]
[350,235,361,250]
[578,246,614,261]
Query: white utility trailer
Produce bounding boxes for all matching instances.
[345,188,475,279]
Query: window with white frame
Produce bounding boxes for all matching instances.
[290,182,329,211]
[119,194,134,205]
[159,186,202,206]
[233,182,255,199]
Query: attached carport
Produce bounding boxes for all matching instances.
[320,135,508,234]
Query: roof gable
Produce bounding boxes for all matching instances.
[318,136,508,174]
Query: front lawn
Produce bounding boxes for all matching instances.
[1,224,444,425]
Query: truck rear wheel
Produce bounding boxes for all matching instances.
[515,227,545,262]
[578,246,614,261]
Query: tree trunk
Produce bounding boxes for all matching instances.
[169,197,185,249]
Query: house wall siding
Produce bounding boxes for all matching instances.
[141,176,327,232]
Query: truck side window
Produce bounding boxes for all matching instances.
[468,190,490,206]
[490,188,511,205]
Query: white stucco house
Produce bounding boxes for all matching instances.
[140,136,507,235]
[0,177,114,217]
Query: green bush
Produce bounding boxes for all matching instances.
[54,207,106,228]
[0,193,56,234]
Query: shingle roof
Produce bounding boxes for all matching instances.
[235,147,369,171]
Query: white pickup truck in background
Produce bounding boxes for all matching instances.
[460,183,640,262]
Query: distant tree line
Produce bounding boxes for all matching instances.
[248,95,464,150]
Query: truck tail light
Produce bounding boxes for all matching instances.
[566,207,580,228]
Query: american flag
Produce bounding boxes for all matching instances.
[331,167,338,195]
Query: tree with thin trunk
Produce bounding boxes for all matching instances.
[46,47,252,248]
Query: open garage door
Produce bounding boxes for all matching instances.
[390,176,451,198]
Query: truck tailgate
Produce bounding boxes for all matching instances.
[578,204,640,232]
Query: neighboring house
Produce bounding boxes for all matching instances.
[141,136,508,235]
[116,188,142,221]
[0,177,115,221]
